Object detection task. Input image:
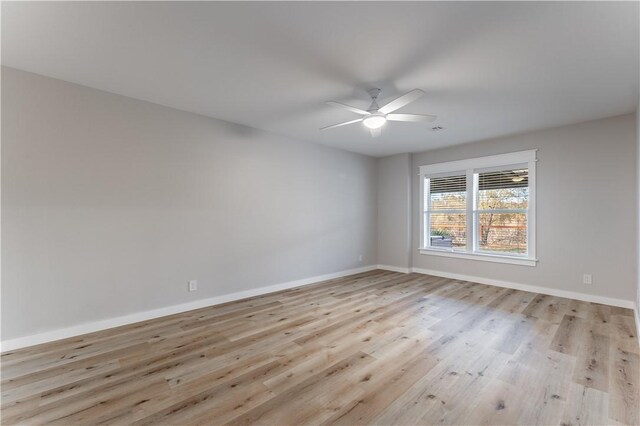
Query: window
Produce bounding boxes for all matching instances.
[419,150,536,266]
[426,174,467,250]
[476,169,528,254]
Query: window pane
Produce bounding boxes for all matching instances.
[478,169,528,209]
[429,212,466,249]
[477,213,527,254]
[429,175,466,210]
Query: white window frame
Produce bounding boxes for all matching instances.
[419,150,537,267]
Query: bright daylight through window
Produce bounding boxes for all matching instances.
[419,150,536,266]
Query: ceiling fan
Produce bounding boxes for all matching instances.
[321,88,437,137]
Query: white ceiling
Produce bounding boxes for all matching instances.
[2,2,638,157]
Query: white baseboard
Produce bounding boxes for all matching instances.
[376,264,411,274]
[0,265,378,353]
[377,264,634,309]
[4,264,634,352]
[410,267,635,309]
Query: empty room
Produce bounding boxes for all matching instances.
[1,1,639,425]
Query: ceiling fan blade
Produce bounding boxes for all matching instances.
[319,118,363,131]
[387,113,437,123]
[326,101,370,116]
[370,128,381,138]
[378,89,425,114]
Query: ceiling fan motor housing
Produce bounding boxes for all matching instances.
[367,88,382,111]
[367,88,382,99]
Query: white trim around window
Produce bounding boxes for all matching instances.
[418,150,537,267]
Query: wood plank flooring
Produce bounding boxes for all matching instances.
[1,270,638,425]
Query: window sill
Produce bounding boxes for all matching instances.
[418,248,537,266]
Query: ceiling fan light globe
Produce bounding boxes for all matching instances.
[362,115,387,129]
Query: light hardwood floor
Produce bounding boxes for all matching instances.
[1,270,638,425]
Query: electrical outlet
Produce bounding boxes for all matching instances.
[583,274,592,285]
[188,280,198,292]
[358,254,363,262]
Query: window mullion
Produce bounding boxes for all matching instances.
[465,169,474,252]
[472,172,479,253]
[527,159,536,259]
[424,177,430,249]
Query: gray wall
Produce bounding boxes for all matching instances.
[408,114,637,301]
[3,66,637,342]
[1,67,378,340]
[377,154,411,269]
[637,104,640,314]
